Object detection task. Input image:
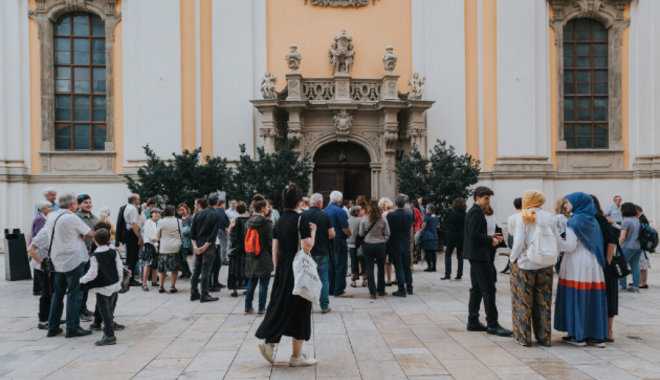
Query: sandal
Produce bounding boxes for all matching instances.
[169,288,178,294]
[361,280,367,287]
[142,286,149,292]
[350,281,357,288]
[159,288,165,293]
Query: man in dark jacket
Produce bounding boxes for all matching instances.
[463,186,511,336]
[190,197,222,303]
[387,194,414,297]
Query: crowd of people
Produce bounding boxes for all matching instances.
[23,184,655,365]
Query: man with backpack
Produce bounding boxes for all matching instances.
[243,199,274,314]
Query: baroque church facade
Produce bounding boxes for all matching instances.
[1,0,659,243]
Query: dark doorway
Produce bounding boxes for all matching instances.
[313,142,371,203]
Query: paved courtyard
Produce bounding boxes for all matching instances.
[1,253,659,380]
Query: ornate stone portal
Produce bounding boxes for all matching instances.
[251,33,433,198]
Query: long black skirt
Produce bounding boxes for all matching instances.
[227,253,246,290]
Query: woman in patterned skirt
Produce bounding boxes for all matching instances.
[509,189,561,346]
[554,192,608,347]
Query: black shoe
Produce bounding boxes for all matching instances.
[218,283,226,289]
[377,291,387,297]
[129,279,142,287]
[65,328,92,338]
[466,322,488,332]
[33,291,42,296]
[113,322,125,331]
[222,260,230,266]
[500,269,510,274]
[231,291,238,298]
[89,322,102,331]
[190,293,201,301]
[424,268,433,272]
[407,288,413,295]
[179,274,191,279]
[200,295,219,303]
[95,335,117,346]
[47,327,63,337]
[209,285,221,293]
[392,290,407,297]
[487,325,512,337]
[455,277,462,280]
[38,322,49,330]
[440,276,450,280]
[385,282,393,287]
[80,309,93,318]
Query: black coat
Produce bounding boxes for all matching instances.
[462,204,493,262]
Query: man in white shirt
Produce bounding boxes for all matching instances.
[502,197,522,274]
[41,192,93,338]
[605,195,623,225]
[123,194,142,286]
[225,199,239,221]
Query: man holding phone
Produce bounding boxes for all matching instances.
[463,186,511,337]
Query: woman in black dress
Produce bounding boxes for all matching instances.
[228,201,249,297]
[256,182,318,367]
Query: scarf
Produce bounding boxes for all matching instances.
[521,189,546,225]
[565,192,605,268]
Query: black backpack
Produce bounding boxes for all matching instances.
[639,224,658,253]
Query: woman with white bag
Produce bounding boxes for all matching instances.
[509,189,562,347]
[256,182,318,367]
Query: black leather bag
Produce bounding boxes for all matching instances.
[42,213,65,274]
[611,246,630,279]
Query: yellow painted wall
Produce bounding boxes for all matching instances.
[113,0,123,174]
[267,0,412,92]
[622,4,630,170]
[180,0,196,152]
[548,7,558,169]
[29,0,40,174]
[481,0,497,171]
[464,0,479,162]
[200,0,213,159]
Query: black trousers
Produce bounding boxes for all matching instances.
[349,247,365,280]
[33,268,42,294]
[35,270,52,322]
[211,245,222,286]
[468,260,499,327]
[363,243,386,295]
[425,250,437,270]
[179,247,192,277]
[191,246,216,296]
[125,230,140,279]
[95,293,117,338]
[80,261,91,311]
[444,241,463,278]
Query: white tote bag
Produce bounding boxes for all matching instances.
[292,216,322,305]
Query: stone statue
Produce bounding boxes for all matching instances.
[382,45,397,73]
[329,29,355,74]
[260,72,277,99]
[333,109,353,139]
[286,44,302,72]
[407,72,425,100]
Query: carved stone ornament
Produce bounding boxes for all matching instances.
[407,72,425,100]
[260,72,277,99]
[382,45,397,73]
[333,110,353,141]
[329,29,355,74]
[305,0,375,7]
[285,44,302,73]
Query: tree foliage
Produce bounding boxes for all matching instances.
[397,140,480,220]
[126,142,312,210]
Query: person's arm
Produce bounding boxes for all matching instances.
[80,257,98,284]
[340,214,351,237]
[132,222,142,245]
[560,228,578,253]
[272,239,279,267]
[328,227,336,240]
[606,243,616,264]
[619,229,628,246]
[115,252,124,284]
[383,218,390,238]
[27,244,42,265]
[420,220,427,234]
[509,219,525,263]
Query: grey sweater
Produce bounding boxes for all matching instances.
[359,216,390,244]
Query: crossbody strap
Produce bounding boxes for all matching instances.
[297,214,302,252]
[364,220,377,239]
[47,213,66,259]
[176,218,183,244]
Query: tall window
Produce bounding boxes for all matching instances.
[563,18,608,149]
[54,12,106,150]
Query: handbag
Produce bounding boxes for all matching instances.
[611,246,630,279]
[292,215,322,305]
[42,213,65,274]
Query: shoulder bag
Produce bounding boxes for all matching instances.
[42,213,65,273]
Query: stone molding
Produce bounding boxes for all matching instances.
[39,150,116,174]
[29,0,121,173]
[548,0,631,170]
[304,0,375,8]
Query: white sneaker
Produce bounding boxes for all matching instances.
[289,353,318,367]
[258,342,276,364]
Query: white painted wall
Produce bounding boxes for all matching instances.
[212,0,266,159]
[122,0,182,161]
[412,0,467,155]
[496,0,550,158]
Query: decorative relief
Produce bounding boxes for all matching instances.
[305,0,375,8]
[329,29,354,74]
[303,80,335,101]
[260,72,277,99]
[285,44,302,72]
[407,72,425,100]
[333,110,353,141]
[382,45,397,73]
[350,81,380,101]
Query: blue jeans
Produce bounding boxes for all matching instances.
[48,263,84,333]
[313,255,330,309]
[245,275,271,312]
[392,249,413,293]
[333,239,348,296]
[619,248,642,289]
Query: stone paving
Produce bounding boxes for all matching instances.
[1,253,660,379]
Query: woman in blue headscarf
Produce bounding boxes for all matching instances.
[554,192,608,347]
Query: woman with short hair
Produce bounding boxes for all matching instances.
[155,205,182,293]
[420,204,439,272]
[618,202,642,292]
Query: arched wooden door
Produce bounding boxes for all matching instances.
[313,142,371,203]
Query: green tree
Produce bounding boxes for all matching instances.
[397,140,480,220]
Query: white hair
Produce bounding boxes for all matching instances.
[329,190,343,203]
[43,187,56,195]
[36,200,52,211]
[310,193,324,205]
[58,192,77,209]
[98,206,111,220]
[378,197,393,211]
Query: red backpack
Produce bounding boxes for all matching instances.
[244,228,261,256]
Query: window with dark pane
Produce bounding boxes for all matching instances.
[53,12,106,150]
[563,18,608,149]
